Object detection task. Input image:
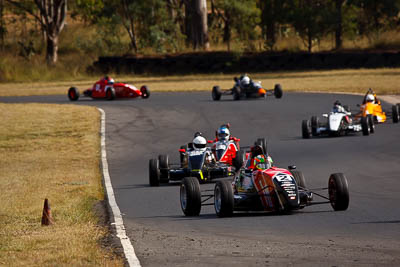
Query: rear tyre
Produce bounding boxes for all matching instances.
[311,116,319,136]
[302,120,311,139]
[274,84,283,99]
[214,180,234,217]
[233,86,241,101]
[367,114,375,133]
[361,117,369,136]
[180,145,188,168]
[212,86,222,101]
[68,87,80,101]
[255,138,268,155]
[180,177,201,216]
[158,154,169,183]
[233,150,245,170]
[106,87,116,100]
[140,85,150,99]
[149,159,160,186]
[291,170,306,188]
[328,173,349,211]
[392,105,399,123]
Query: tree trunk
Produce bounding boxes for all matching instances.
[0,0,4,50]
[335,0,344,50]
[262,0,276,50]
[34,0,67,65]
[186,0,209,50]
[46,35,58,65]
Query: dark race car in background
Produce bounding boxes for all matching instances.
[68,76,150,101]
[211,75,283,101]
[148,141,246,187]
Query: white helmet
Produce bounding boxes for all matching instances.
[366,94,374,102]
[241,76,250,86]
[217,127,230,141]
[193,136,207,151]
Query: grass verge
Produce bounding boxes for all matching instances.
[0,68,399,97]
[0,103,123,266]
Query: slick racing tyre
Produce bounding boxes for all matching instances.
[255,138,268,155]
[140,85,150,99]
[311,116,319,136]
[180,177,201,216]
[291,170,307,188]
[392,104,399,123]
[149,159,160,186]
[68,87,80,101]
[274,84,283,99]
[233,150,245,170]
[302,119,311,139]
[361,116,369,136]
[158,154,169,183]
[367,114,375,133]
[106,87,116,100]
[233,86,241,101]
[328,173,349,211]
[214,180,234,217]
[212,86,222,101]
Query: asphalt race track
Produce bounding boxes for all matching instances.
[3,92,400,266]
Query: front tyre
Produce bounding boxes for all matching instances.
[158,154,169,183]
[140,85,150,99]
[68,87,80,101]
[311,116,320,136]
[392,105,399,123]
[232,86,241,101]
[328,173,349,211]
[214,180,234,217]
[180,177,201,216]
[212,86,222,101]
[233,150,245,170]
[274,84,283,99]
[302,120,311,139]
[367,114,375,133]
[149,159,160,186]
[106,87,116,100]
[361,116,369,136]
[291,170,306,188]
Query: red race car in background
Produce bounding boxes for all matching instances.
[68,76,150,101]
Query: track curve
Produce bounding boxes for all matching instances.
[3,92,400,266]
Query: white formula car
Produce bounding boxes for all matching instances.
[302,105,375,138]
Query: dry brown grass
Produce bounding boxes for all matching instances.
[0,68,399,97]
[0,104,123,266]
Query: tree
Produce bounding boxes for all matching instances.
[334,0,345,49]
[184,0,209,50]
[348,0,400,40]
[212,0,260,51]
[0,0,5,50]
[289,0,331,52]
[259,0,290,50]
[5,0,67,65]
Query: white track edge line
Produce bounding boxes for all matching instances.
[98,108,141,267]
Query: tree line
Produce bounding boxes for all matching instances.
[1,0,400,65]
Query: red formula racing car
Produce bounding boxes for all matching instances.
[180,145,349,217]
[68,76,150,101]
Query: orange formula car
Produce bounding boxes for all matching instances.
[356,88,399,124]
